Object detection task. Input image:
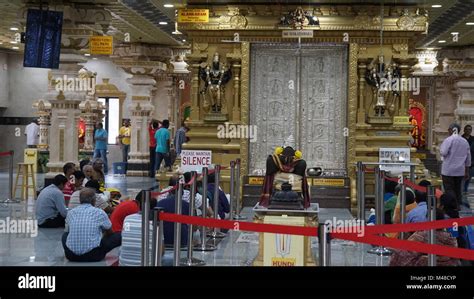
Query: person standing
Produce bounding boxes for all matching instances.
[155,119,171,172]
[25,119,39,148]
[148,120,159,177]
[93,122,108,175]
[462,124,474,194]
[440,123,471,208]
[174,122,189,157]
[119,119,131,163]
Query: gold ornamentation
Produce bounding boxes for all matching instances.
[240,42,250,176]
[348,44,358,209]
[396,9,415,30]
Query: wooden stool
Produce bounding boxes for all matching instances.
[13,163,36,200]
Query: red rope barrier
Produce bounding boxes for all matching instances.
[158,212,474,261]
[0,151,13,157]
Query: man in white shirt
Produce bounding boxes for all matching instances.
[25,120,39,148]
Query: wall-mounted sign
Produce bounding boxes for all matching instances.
[180,150,212,173]
[282,30,314,38]
[393,116,410,125]
[248,177,264,185]
[312,178,345,187]
[178,9,209,23]
[89,36,113,55]
[379,147,411,173]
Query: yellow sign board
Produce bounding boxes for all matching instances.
[264,215,305,266]
[89,36,113,55]
[282,30,314,38]
[248,177,264,185]
[393,116,410,125]
[178,9,209,23]
[312,178,345,187]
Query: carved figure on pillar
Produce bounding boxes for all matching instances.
[199,52,232,114]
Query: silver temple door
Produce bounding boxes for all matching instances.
[249,43,348,173]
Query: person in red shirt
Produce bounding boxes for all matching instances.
[110,191,157,233]
[148,120,160,178]
[62,162,77,206]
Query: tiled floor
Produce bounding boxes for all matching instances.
[0,173,471,267]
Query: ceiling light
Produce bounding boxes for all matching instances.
[438,40,446,43]
[10,27,19,31]
[164,4,174,8]
[84,53,91,56]
[466,22,474,26]
[9,41,17,44]
[159,21,168,25]
[431,4,442,8]
[182,39,186,42]
[0,42,3,45]
[12,46,19,50]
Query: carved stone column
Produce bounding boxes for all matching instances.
[454,80,474,129]
[113,44,170,176]
[79,98,105,152]
[33,100,52,150]
[357,59,370,124]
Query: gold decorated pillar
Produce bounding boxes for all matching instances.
[33,100,51,150]
[357,59,370,124]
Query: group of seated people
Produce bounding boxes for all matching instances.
[35,161,231,265]
[380,179,472,266]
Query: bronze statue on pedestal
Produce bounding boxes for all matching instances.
[199,52,232,114]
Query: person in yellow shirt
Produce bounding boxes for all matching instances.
[119,119,131,163]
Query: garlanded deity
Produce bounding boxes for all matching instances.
[199,52,232,113]
[259,144,311,210]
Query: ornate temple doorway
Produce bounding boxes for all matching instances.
[249,43,348,173]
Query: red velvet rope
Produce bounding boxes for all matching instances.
[0,151,13,157]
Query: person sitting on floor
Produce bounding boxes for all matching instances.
[389,208,459,266]
[91,158,106,191]
[111,191,157,234]
[386,188,416,239]
[406,190,428,223]
[36,175,69,228]
[62,162,77,206]
[62,188,121,262]
[66,171,86,208]
[207,172,230,220]
[82,164,93,187]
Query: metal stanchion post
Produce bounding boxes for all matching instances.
[208,165,226,239]
[194,167,216,251]
[357,161,365,221]
[181,171,205,266]
[173,178,184,266]
[427,186,437,266]
[399,182,406,240]
[229,161,235,219]
[233,158,246,220]
[151,207,158,267]
[318,223,331,266]
[368,167,392,256]
[409,165,415,182]
[141,190,150,266]
[153,207,165,266]
[2,151,19,204]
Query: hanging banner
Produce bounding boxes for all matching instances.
[89,36,113,55]
[178,9,209,23]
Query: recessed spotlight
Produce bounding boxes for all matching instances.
[182,39,186,42]
[12,46,19,50]
[164,4,174,8]
[438,40,446,43]
[0,42,3,45]
[431,4,442,8]
[159,21,168,25]
[466,22,474,26]
[84,53,91,56]
[9,41,17,44]
[10,27,19,31]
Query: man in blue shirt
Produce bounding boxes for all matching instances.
[36,175,69,228]
[156,177,189,247]
[62,188,121,262]
[93,122,108,174]
[406,190,428,223]
[155,119,172,172]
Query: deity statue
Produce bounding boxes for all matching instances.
[259,143,311,210]
[199,52,232,113]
